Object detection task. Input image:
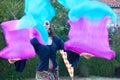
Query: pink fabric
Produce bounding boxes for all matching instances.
[0,20,43,59]
[0,29,35,59]
[64,16,115,60]
[1,20,18,31]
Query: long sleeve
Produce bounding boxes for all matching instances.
[53,36,64,50]
[14,59,27,72]
[53,36,80,68]
[30,38,43,54]
[67,51,80,68]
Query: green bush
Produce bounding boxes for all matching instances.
[0,0,24,22]
[0,0,120,80]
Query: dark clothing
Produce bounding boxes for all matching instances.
[14,59,26,72]
[67,51,80,67]
[30,36,64,71]
[14,36,80,72]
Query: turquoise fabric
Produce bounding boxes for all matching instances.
[69,1,117,22]
[57,0,88,10]
[16,0,56,44]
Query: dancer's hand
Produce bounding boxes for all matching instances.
[8,58,20,64]
[80,52,94,59]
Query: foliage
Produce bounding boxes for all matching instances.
[0,0,24,23]
[112,29,120,63]
[0,58,37,80]
[0,0,120,80]
[51,1,69,41]
[0,27,6,50]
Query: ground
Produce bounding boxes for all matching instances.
[26,76,120,80]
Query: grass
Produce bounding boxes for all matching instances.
[26,76,120,80]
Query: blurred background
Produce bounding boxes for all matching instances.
[0,0,120,80]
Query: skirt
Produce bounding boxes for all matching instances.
[36,71,55,80]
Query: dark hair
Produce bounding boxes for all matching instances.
[48,26,56,37]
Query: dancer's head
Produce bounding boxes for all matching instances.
[44,20,55,37]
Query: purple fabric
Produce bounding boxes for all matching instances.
[64,16,115,60]
[0,20,43,59]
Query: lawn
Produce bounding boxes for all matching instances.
[26,76,120,80]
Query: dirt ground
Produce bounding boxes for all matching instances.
[26,76,120,80]
[59,77,120,80]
